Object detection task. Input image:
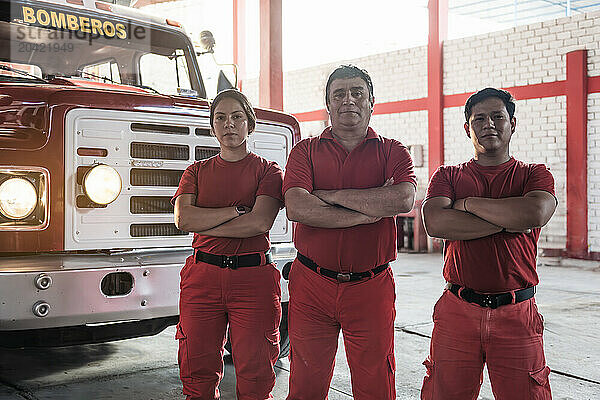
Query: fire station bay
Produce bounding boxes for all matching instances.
[0,1,599,400]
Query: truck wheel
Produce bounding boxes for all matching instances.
[225,302,290,359]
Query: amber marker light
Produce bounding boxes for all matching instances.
[83,165,122,205]
[0,178,38,219]
[166,19,183,28]
[95,1,113,11]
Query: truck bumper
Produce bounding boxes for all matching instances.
[0,250,189,332]
[0,245,293,340]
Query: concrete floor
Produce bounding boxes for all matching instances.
[1,253,599,399]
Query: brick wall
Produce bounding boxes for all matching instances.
[244,10,600,252]
[513,97,567,249]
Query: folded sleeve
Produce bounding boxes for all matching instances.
[170,163,198,205]
[524,164,555,197]
[256,161,284,207]
[282,139,314,195]
[425,166,454,201]
[387,140,417,188]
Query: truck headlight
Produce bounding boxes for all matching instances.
[0,177,38,219]
[83,165,122,205]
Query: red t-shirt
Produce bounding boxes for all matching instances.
[426,157,556,292]
[171,152,283,255]
[283,127,416,273]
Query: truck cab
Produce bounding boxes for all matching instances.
[0,0,297,356]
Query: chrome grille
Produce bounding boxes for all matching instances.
[131,142,189,160]
[195,146,219,161]
[130,196,173,214]
[195,128,211,136]
[130,169,183,187]
[130,223,187,237]
[131,123,189,135]
[66,108,292,249]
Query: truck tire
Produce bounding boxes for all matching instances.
[225,302,290,359]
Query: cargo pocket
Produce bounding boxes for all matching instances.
[264,329,280,362]
[529,365,551,400]
[175,323,190,379]
[421,357,435,400]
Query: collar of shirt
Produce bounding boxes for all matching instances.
[319,126,380,141]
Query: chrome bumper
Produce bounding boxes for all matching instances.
[0,249,190,331]
[0,245,294,331]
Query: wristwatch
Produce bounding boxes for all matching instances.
[235,206,247,216]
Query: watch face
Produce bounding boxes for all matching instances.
[236,206,245,215]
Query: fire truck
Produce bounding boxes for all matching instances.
[0,0,298,357]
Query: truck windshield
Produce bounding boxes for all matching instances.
[0,0,204,97]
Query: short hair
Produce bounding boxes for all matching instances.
[464,87,516,122]
[325,64,374,107]
[210,89,256,133]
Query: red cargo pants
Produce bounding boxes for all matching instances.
[176,257,282,400]
[421,289,551,400]
[286,259,396,400]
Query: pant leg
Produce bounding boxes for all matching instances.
[287,260,341,400]
[178,260,228,400]
[421,290,485,400]
[486,297,552,400]
[227,263,282,400]
[339,267,396,400]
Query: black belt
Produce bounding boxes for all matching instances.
[297,252,389,283]
[195,249,272,269]
[448,283,535,309]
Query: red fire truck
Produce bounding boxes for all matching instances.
[0,0,298,356]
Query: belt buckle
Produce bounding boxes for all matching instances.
[336,273,351,283]
[482,294,498,309]
[222,255,238,270]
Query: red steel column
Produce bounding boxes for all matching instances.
[259,0,283,110]
[233,0,246,91]
[566,50,588,258]
[427,0,448,178]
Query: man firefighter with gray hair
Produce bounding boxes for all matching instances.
[283,65,416,399]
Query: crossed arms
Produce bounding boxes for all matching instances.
[422,191,557,241]
[174,194,280,238]
[285,179,416,229]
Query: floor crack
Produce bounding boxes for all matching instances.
[550,370,600,385]
[397,326,432,339]
[0,379,39,400]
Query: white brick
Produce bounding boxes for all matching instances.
[549,25,563,33]
[578,36,595,45]
[522,30,535,39]
[564,22,579,31]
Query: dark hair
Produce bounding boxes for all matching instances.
[464,87,515,122]
[210,89,256,133]
[325,64,374,107]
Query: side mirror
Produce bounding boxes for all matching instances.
[217,70,234,93]
[195,30,238,91]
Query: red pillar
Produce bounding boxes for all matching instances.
[427,0,448,178]
[259,0,283,110]
[233,0,246,91]
[566,50,588,258]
